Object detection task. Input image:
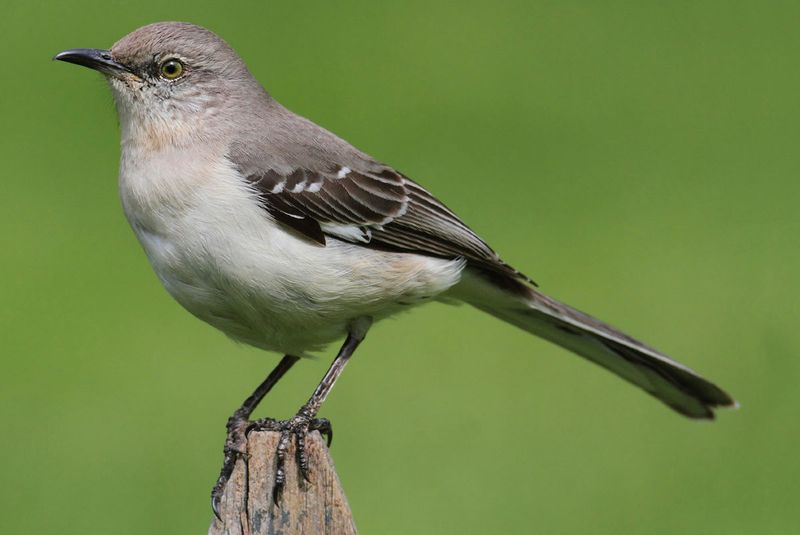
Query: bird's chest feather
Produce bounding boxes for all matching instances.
[118,146,344,350]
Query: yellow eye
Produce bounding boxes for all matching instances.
[160,59,184,79]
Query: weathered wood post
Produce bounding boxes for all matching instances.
[208,431,357,535]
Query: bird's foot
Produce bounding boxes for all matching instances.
[210,409,333,517]
[211,412,253,519]
[249,408,333,503]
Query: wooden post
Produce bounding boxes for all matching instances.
[207,430,357,535]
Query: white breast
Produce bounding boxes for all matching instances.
[118,145,465,355]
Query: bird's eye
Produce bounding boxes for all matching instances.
[159,59,184,80]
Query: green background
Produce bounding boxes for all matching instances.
[2,1,797,533]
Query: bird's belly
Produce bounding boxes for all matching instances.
[133,225,356,354]
[130,212,466,355]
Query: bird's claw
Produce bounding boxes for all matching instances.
[249,411,333,504]
[210,410,334,518]
[210,414,251,520]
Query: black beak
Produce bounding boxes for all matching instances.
[53,48,131,78]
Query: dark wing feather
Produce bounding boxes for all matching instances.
[242,162,533,284]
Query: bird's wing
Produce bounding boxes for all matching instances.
[236,161,533,284]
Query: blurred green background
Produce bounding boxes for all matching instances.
[2,1,798,533]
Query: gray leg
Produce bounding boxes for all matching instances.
[251,320,370,502]
[211,354,299,518]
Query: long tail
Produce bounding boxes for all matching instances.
[455,270,737,419]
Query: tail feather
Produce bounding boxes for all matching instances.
[455,270,737,419]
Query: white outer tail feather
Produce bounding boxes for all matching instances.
[454,270,736,419]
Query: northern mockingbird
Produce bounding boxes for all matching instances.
[54,21,736,514]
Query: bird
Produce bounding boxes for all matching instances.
[54,21,736,515]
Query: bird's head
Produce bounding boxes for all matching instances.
[54,22,264,149]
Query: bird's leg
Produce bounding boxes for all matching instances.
[250,319,370,503]
[211,354,299,518]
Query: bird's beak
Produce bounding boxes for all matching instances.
[53,48,131,78]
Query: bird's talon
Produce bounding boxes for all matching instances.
[248,412,333,501]
[310,418,333,446]
[211,494,223,522]
[210,414,251,518]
